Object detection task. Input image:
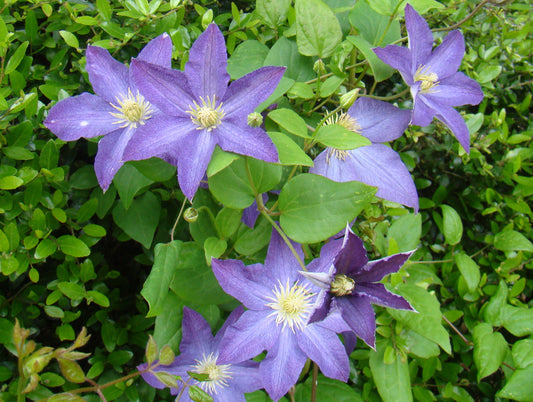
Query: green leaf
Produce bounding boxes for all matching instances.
[388,213,421,252]
[369,341,413,402]
[40,139,59,169]
[494,230,533,252]
[130,158,176,182]
[347,35,394,82]
[315,124,371,150]
[204,237,227,265]
[57,282,86,300]
[206,147,240,177]
[234,215,272,255]
[34,239,57,259]
[145,335,158,365]
[0,229,9,252]
[497,365,533,402]
[86,290,109,307]
[154,292,183,351]
[74,16,98,25]
[279,174,376,243]
[502,305,533,337]
[512,339,533,369]
[440,205,463,245]
[0,176,23,190]
[454,252,480,293]
[2,146,34,160]
[112,192,161,249]
[473,323,508,382]
[59,30,79,48]
[215,207,242,239]
[268,132,313,166]
[264,37,315,82]
[268,108,310,138]
[70,165,98,189]
[83,224,107,238]
[141,241,182,317]
[227,40,269,79]
[113,163,154,210]
[189,385,214,402]
[295,375,363,401]
[57,235,90,258]
[482,281,508,327]
[256,0,291,28]
[295,0,342,58]
[97,0,112,19]
[349,1,400,45]
[5,41,29,74]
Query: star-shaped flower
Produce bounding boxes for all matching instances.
[373,4,483,153]
[301,225,415,349]
[310,97,418,211]
[44,34,172,190]
[139,306,262,401]
[212,230,349,401]
[123,24,285,200]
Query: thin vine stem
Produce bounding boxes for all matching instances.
[170,197,188,242]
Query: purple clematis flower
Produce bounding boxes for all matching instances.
[123,24,285,200]
[44,34,172,191]
[301,225,415,349]
[373,4,483,153]
[310,97,418,211]
[139,306,262,401]
[212,230,350,401]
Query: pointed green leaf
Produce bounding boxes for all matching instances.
[315,124,371,150]
[441,205,463,246]
[57,236,90,258]
[497,365,533,402]
[268,108,310,138]
[454,252,480,292]
[494,230,533,253]
[473,323,508,382]
[268,131,313,166]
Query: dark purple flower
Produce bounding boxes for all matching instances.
[301,225,415,349]
[123,24,285,200]
[139,306,262,401]
[212,230,350,401]
[44,34,172,190]
[373,4,483,153]
[310,97,418,211]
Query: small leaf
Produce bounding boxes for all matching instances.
[268,131,313,166]
[189,385,214,402]
[58,359,85,383]
[57,282,86,300]
[5,41,29,74]
[0,176,24,190]
[159,345,175,365]
[59,30,79,48]
[145,335,158,365]
[454,252,480,293]
[315,124,371,150]
[441,205,463,246]
[494,230,533,252]
[268,108,310,138]
[497,365,533,401]
[57,235,90,257]
[473,323,508,382]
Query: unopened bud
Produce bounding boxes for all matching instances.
[247,112,263,128]
[339,88,360,109]
[184,207,198,223]
[159,345,175,365]
[330,274,355,296]
[313,59,326,75]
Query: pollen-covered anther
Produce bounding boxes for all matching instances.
[326,112,362,134]
[266,279,315,332]
[110,88,153,129]
[326,148,350,163]
[330,274,355,297]
[187,96,226,131]
[192,352,233,395]
[414,65,439,93]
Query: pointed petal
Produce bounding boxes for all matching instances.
[357,251,414,282]
[264,230,304,282]
[131,59,194,115]
[355,282,414,311]
[435,105,471,153]
[216,122,278,163]
[306,234,343,275]
[337,295,376,348]
[185,24,230,99]
[212,387,246,402]
[95,127,135,191]
[298,325,349,382]
[218,310,278,363]
[412,93,436,126]
[223,66,286,116]
[299,271,332,290]
[86,46,129,102]
[137,33,173,68]
[309,149,344,182]
[211,259,272,310]
[307,291,332,324]
[44,93,117,140]
[349,98,411,143]
[334,226,368,277]
[260,329,307,401]
[177,129,217,200]
[404,4,434,72]
[342,331,358,354]
[427,72,484,107]
[213,306,245,348]
[373,45,413,84]
[427,30,464,79]
[179,307,214,358]
[226,361,262,393]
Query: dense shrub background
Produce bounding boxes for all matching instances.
[0,0,532,400]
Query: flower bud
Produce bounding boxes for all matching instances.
[247,112,263,128]
[313,59,326,75]
[339,88,360,109]
[330,274,355,296]
[184,207,198,223]
[159,345,175,365]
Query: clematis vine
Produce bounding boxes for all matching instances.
[139,306,262,401]
[310,97,418,211]
[123,24,285,200]
[212,230,350,401]
[301,225,415,348]
[373,3,483,153]
[44,34,172,190]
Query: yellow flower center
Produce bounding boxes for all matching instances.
[187,96,226,131]
[330,274,355,296]
[414,65,439,93]
[266,279,315,332]
[191,352,232,395]
[109,88,153,129]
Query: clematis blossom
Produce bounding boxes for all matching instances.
[44,34,172,190]
[123,24,285,200]
[310,97,418,211]
[373,4,483,152]
[139,306,262,401]
[301,225,415,349]
[212,230,350,401]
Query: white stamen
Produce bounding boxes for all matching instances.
[109,88,154,129]
[187,96,226,131]
[266,279,315,332]
[191,352,233,395]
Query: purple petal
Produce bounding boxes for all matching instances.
[373,45,413,85]
[131,59,194,115]
[411,94,436,126]
[334,226,368,277]
[342,331,358,354]
[309,149,343,181]
[434,105,471,153]
[260,329,307,401]
[222,66,286,116]
[44,93,117,140]
[95,127,135,191]
[298,325,349,382]
[227,361,262,393]
[355,282,414,311]
[213,306,245,348]
[86,46,129,102]
[426,72,484,107]
[216,122,278,163]
[242,194,267,228]
[211,259,272,310]
[179,307,214,358]
[426,30,464,80]
[356,251,414,283]
[264,230,304,283]
[348,98,411,143]
[218,310,278,363]
[337,295,376,348]
[404,4,434,74]
[137,33,173,68]
[185,24,230,100]
[307,291,332,324]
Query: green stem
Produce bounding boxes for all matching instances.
[310,362,319,402]
[170,198,188,242]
